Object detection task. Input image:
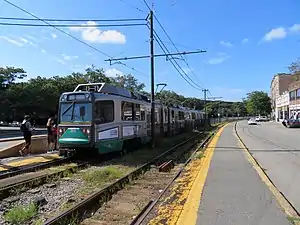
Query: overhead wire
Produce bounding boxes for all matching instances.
[153,14,206,89]
[153,31,202,91]
[0,22,147,27]
[118,0,145,13]
[0,16,146,22]
[153,29,203,91]
[142,0,207,93]
[3,0,149,78]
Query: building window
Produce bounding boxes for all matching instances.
[290,91,296,101]
[95,100,114,124]
[296,89,300,99]
[122,101,133,120]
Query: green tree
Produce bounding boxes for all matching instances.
[245,91,271,116]
[111,73,145,92]
[0,66,26,89]
[288,58,300,74]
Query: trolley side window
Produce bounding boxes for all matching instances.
[141,104,146,121]
[95,100,114,124]
[135,104,146,121]
[122,101,134,121]
[192,112,196,119]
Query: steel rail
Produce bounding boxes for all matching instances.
[44,131,207,225]
[0,156,72,180]
[0,160,91,200]
[131,127,219,225]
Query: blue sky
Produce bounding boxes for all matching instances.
[0,0,299,101]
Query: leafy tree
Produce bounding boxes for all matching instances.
[0,66,26,89]
[245,91,271,116]
[288,58,300,74]
[111,74,145,92]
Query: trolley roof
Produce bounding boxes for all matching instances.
[73,83,150,102]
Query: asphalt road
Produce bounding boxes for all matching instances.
[0,139,24,151]
[0,126,46,131]
[0,127,47,139]
[236,120,300,214]
[197,123,290,225]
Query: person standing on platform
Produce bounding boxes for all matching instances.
[20,115,32,155]
[46,115,54,152]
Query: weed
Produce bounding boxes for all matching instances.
[194,151,204,160]
[33,218,44,225]
[4,202,37,224]
[82,166,125,186]
[287,216,300,225]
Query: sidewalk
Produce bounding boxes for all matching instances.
[148,123,292,225]
[195,123,290,225]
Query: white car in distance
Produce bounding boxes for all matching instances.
[248,118,257,125]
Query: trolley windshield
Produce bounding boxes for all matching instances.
[60,102,92,123]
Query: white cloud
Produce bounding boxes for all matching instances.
[105,68,124,77]
[19,37,37,47]
[51,33,57,39]
[61,53,78,61]
[70,21,126,44]
[56,59,66,65]
[263,27,287,41]
[242,38,249,44]
[206,53,230,65]
[41,49,46,53]
[289,24,300,33]
[0,36,24,47]
[220,41,233,47]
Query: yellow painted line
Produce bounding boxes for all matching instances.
[175,124,227,225]
[233,122,300,224]
[148,123,228,225]
[0,154,61,171]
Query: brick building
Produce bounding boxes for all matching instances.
[288,79,300,115]
[270,73,294,119]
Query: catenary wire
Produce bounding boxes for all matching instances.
[0,22,147,27]
[0,16,146,22]
[3,0,149,78]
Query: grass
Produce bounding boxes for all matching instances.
[193,151,204,160]
[287,216,300,225]
[4,202,37,224]
[81,166,126,186]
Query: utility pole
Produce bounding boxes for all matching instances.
[149,10,155,148]
[207,96,223,123]
[203,89,208,131]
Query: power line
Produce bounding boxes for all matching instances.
[118,0,145,13]
[153,32,203,91]
[0,22,147,27]
[153,30,205,90]
[0,16,146,22]
[153,14,206,89]
[3,0,148,78]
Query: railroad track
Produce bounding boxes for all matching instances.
[0,159,92,200]
[0,156,72,180]
[43,127,219,225]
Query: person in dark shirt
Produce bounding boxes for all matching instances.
[20,115,32,155]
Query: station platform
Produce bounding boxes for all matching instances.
[148,123,293,225]
[0,152,61,172]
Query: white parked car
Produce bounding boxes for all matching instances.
[248,118,257,125]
